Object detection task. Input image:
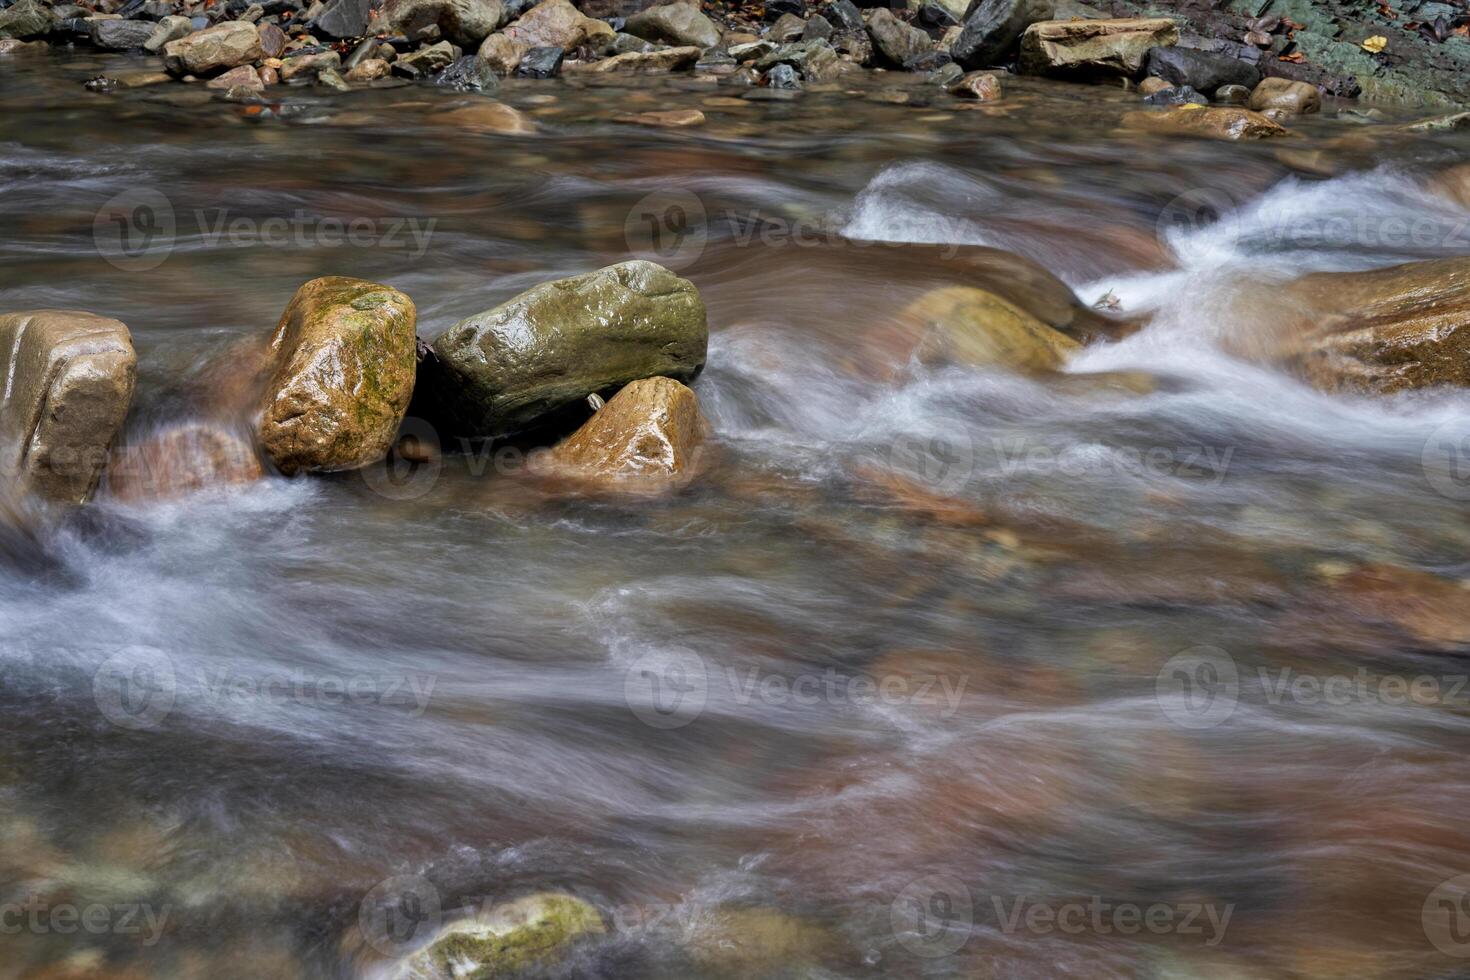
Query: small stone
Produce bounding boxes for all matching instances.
[479,32,519,72]
[381,0,507,47]
[826,0,862,34]
[403,895,606,978]
[729,39,774,61]
[515,44,563,76]
[435,100,535,133]
[623,1,720,48]
[1121,104,1289,141]
[767,11,805,42]
[163,20,263,76]
[1214,82,1248,104]
[89,18,155,49]
[1019,17,1177,79]
[316,65,351,90]
[930,61,962,86]
[440,51,500,86]
[575,44,699,72]
[1137,75,1172,96]
[546,377,706,490]
[343,56,389,80]
[143,15,191,53]
[279,48,341,80]
[765,0,804,17]
[801,12,832,40]
[765,62,800,88]
[1143,83,1205,105]
[916,0,957,28]
[617,107,704,126]
[257,64,278,84]
[946,69,1000,99]
[392,39,455,77]
[1248,76,1320,115]
[865,7,932,67]
[0,0,52,40]
[206,63,264,89]
[314,0,370,38]
[904,49,951,72]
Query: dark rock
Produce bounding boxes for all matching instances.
[84,74,119,91]
[1143,82,1205,105]
[314,0,370,37]
[904,48,951,71]
[917,0,957,28]
[1144,45,1259,92]
[831,28,871,64]
[440,52,500,86]
[766,61,800,88]
[516,44,564,76]
[950,0,1059,70]
[801,12,831,40]
[825,0,862,33]
[766,0,804,19]
[1214,82,1248,104]
[694,47,736,73]
[90,18,155,48]
[342,34,376,68]
[0,0,51,38]
[257,20,287,56]
[930,60,962,85]
[391,39,455,76]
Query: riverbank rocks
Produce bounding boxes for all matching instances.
[1122,104,1289,141]
[950,0,1090,70]
[574,44,700,71]
[1248,77,1321,115]
[255,277,417,475]
[0,311,136,506]
[162,21,263,76]
[403,893,605,979]
[623,2,720,48]
[1144,45,1259,92]
[107,425,263,502]
[546,377,706,488]
[866,8,932,67]
[1265,258,1470,394]
[382,0,505,47]
[0,0,51,40]
[90,19,156,51]
[1019,18,1178,79]
[421,260,707,437]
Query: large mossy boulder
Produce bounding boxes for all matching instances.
[0,310,136,505]
[422,260,707,437]
[402,893,604,979]
[255,277,417,475]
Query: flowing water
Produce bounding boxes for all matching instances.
[6,49,1470,979]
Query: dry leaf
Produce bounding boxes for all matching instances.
[1362,34,1388,52]
[1279,51,1305,62]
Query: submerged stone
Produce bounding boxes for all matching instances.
[403,893,605,979]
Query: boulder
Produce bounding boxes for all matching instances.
[205,63,264,90]
[892,286,1080,374]
[502,0,604,53]
[0,0,51,39]
[767,12,806,42]
[946,69,1001,99]
[314,0,372,39]
[478,31,521,72]
[163,21,263,76]
[623,1,720,48]
[381,0,504,46]
[257,21,287,57]
[0,311,136,506]
[1264,259,1470,394]
[107,425,263,503]
[143,15,192,54]
[435,101,536,133]
[440,52,501,86]
[403,894,604,979]
[1143,45,1259,92]
[546,377,706,488]
[1121,104,1289,141]
[865,7,931,67]
[255,277,418,476]
[515,44,563,76]
[1018,17,1177,79]
[421,260,707,437]
[949,0,1098,70]
[89,19,154,50]
[1248,76,1320,114]
[574,44,700,71]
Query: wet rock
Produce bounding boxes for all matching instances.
[314,0,371,38]
[950,0,1070,70]
[623,1,719,48]
[1137,75,1171,95]
[1324,564,1470,650]
[618,107,704,126]
[107,425,263,503]
[0,0,52,39]
[728,39,774,61]
[0,311,136,506]
[1121,104,1288,141]
[515,44,562,76]
[930,60,963,85]
[755,38,840,79]
[917,0,958,29]
[84,74,120,93]
[316,65,352,90]
[143,15,191,53]
[1214,82,1249,104]
[826,0,863,33]
[694,47,736,74]
[903,49,951,71]
[257,21,287,57]
[1248,76,1320,115]
[765,61,799,88]
[382,0,504,46]
[163,20,263,75]
[1019,17,1177,79]
[89,18,153,49]
[574,44,698,71]
[684,908,835,977]
[766,0,804,16]
[279,48,341,79]
[421,260,707,437]
[440,51,500,86]
[1267,258,1470,394]
[946,69,1001,99]
[831,27,871,64]
[344,56,390,79]
[0,37,47,53]
[255,277,418,476]
[502,0,603,52]
[546,377,706,489]
[402,894,605,979]
[436,100,535,132]
[478,30,520,71]
[206,63,264,89]
[1143,45,1259,93]
[767,11,805,42]
[392,39,456,77]
[865,7,931,67]
[801,12,831,40]
[1143,82,1205,105]
[893,286,1080,374]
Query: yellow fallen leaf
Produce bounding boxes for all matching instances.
[1178,103,1205,111]
[1362,34,1388,52]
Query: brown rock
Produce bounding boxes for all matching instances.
[572,45,700,72]
[477,31,520,73]
[435,101,536,134]
[162,21,263,77]
[107,425,264,502]
[256,277,418,475]
[546,377,706,489]
[279,49,341,80]
[617,108,705,127]
[1121,104,1289,141]
[0,311,136,505]
[1329,564,1470,650]
[257,21,287,58]
[206,64,264,90]
[877,286,1080,378]
[947,70,1001,100]
[1018,17,1178,79]
[380,0,506,46]
[344,57,390,80]
[1248,76,1320,115]
[502,0,599,52]
[257,65,279,85]
[1137,75,1172,96]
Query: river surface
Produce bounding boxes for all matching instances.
[6,49,1470,979]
